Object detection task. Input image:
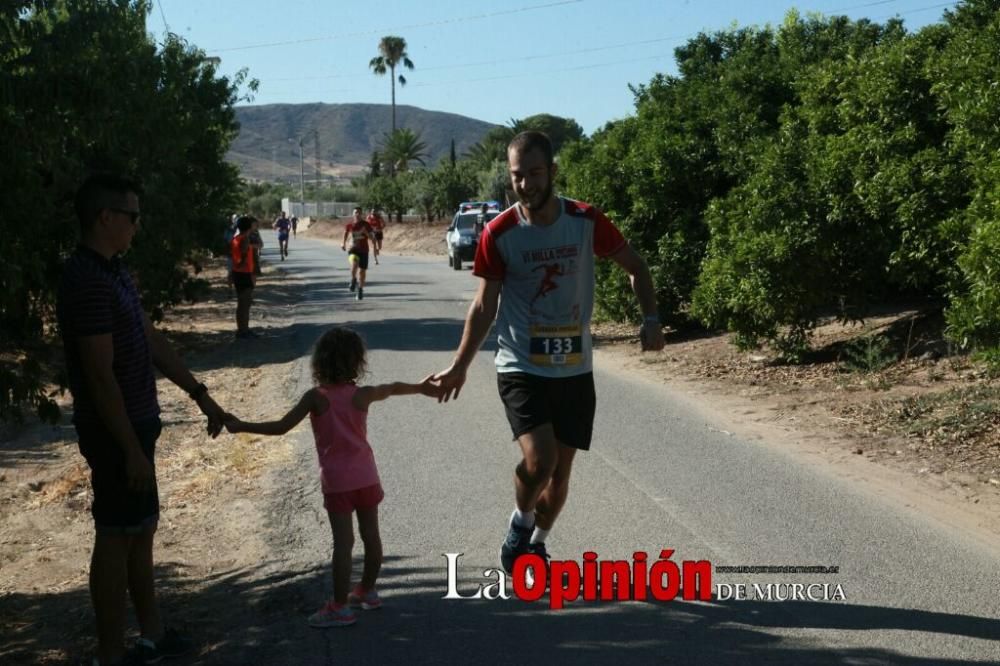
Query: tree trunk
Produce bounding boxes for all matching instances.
[390,64,396,132]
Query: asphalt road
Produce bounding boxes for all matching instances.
[222,232,1000,665]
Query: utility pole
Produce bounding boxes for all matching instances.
[298,136,305,217]
[298,129,317,218]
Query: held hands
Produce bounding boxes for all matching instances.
[222,413,245,433]
[195,393,227,438]
[416,374,447,399]
[431,363,467,403]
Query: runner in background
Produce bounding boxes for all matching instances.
[273,211,291,260]
[342,207,376,301]
[366,208,385,262]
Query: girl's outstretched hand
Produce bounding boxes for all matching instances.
[417,374,446,398]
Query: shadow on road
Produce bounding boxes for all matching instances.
[4,554,996,665]
[169,317,495,375]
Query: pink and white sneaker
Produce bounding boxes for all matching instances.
[348,585,383,610]
[308,600,357,628]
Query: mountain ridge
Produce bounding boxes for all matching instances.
[229,102,499,182]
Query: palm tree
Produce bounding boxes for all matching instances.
[369,36,415,133]
[380,128,427,174]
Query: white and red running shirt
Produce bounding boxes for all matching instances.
[473,197,627,378]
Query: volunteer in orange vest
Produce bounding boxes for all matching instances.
[231,215,258,339]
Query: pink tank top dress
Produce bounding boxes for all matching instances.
[310,384,380,493]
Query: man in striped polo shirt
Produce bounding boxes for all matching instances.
[433,131,665,576]
[57,174,228,666]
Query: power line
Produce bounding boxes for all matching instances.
[268,32,694,82]
[872,0,957,20]
[156,0,171,33]
[258,52,676,97]
[253,0,958,97]
[210,0,583,53]
[823,0,901,12]
[264,1,954,84]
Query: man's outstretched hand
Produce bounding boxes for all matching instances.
[431,363,467,403]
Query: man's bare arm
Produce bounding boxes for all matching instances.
[144,313,225,436]
[608,243,665,351]
[432,278,501,402]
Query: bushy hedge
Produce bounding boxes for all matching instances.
[557,2,1000,358]
[0,0,253,422]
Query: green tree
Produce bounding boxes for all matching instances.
[432,162,478,218]
[516,113,585,154]
[368,35,415,133]
[380,128,428,174]
[0,0,253,422]
[691,15,957,356]
[935,0,1000,349]
[363,173,414,223]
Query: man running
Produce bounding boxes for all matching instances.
[432,131,665,575]
[366,207,385,260]
[273,211,291,260]
[342,207,376,301]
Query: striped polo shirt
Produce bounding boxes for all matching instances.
[57,245,159,428]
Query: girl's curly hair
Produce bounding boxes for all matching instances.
[311,327,367,384]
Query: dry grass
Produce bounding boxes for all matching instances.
[34,463,90,508]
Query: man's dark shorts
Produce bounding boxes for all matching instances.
[374,231,384,242]
[233,271,254,293]
[76,417,162,535]
[497,372,596,450]
[349,250,370,270]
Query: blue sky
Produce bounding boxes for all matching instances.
[158,0,958,134]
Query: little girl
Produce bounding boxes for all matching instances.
[225,327,440,627]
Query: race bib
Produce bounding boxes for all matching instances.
[529,324,583,367]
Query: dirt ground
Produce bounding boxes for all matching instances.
[2,219,999,663]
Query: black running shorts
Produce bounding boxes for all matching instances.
[76,417,162,535]
[349,250,370,270]
[233,271,254,292]
[496,371,596,450]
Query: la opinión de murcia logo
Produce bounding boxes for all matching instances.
[444,550,712,610]
[443,551,847,608]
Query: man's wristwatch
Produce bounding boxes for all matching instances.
[188,382,209,401]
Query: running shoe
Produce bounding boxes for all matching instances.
[134,627,193,663]
[308,600,357,628]
[356,287,363,301]
[349,277,357,292]
[348,585,383,610]
[499,522,533,574]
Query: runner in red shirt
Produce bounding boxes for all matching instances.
[366,208,386,259]
[342,207,376,300]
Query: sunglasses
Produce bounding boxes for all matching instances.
[109,207,141,225]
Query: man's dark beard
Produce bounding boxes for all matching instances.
[518,179,554,211]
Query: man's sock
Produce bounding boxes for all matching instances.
[511,507,535,529]
[530,527,550,544]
